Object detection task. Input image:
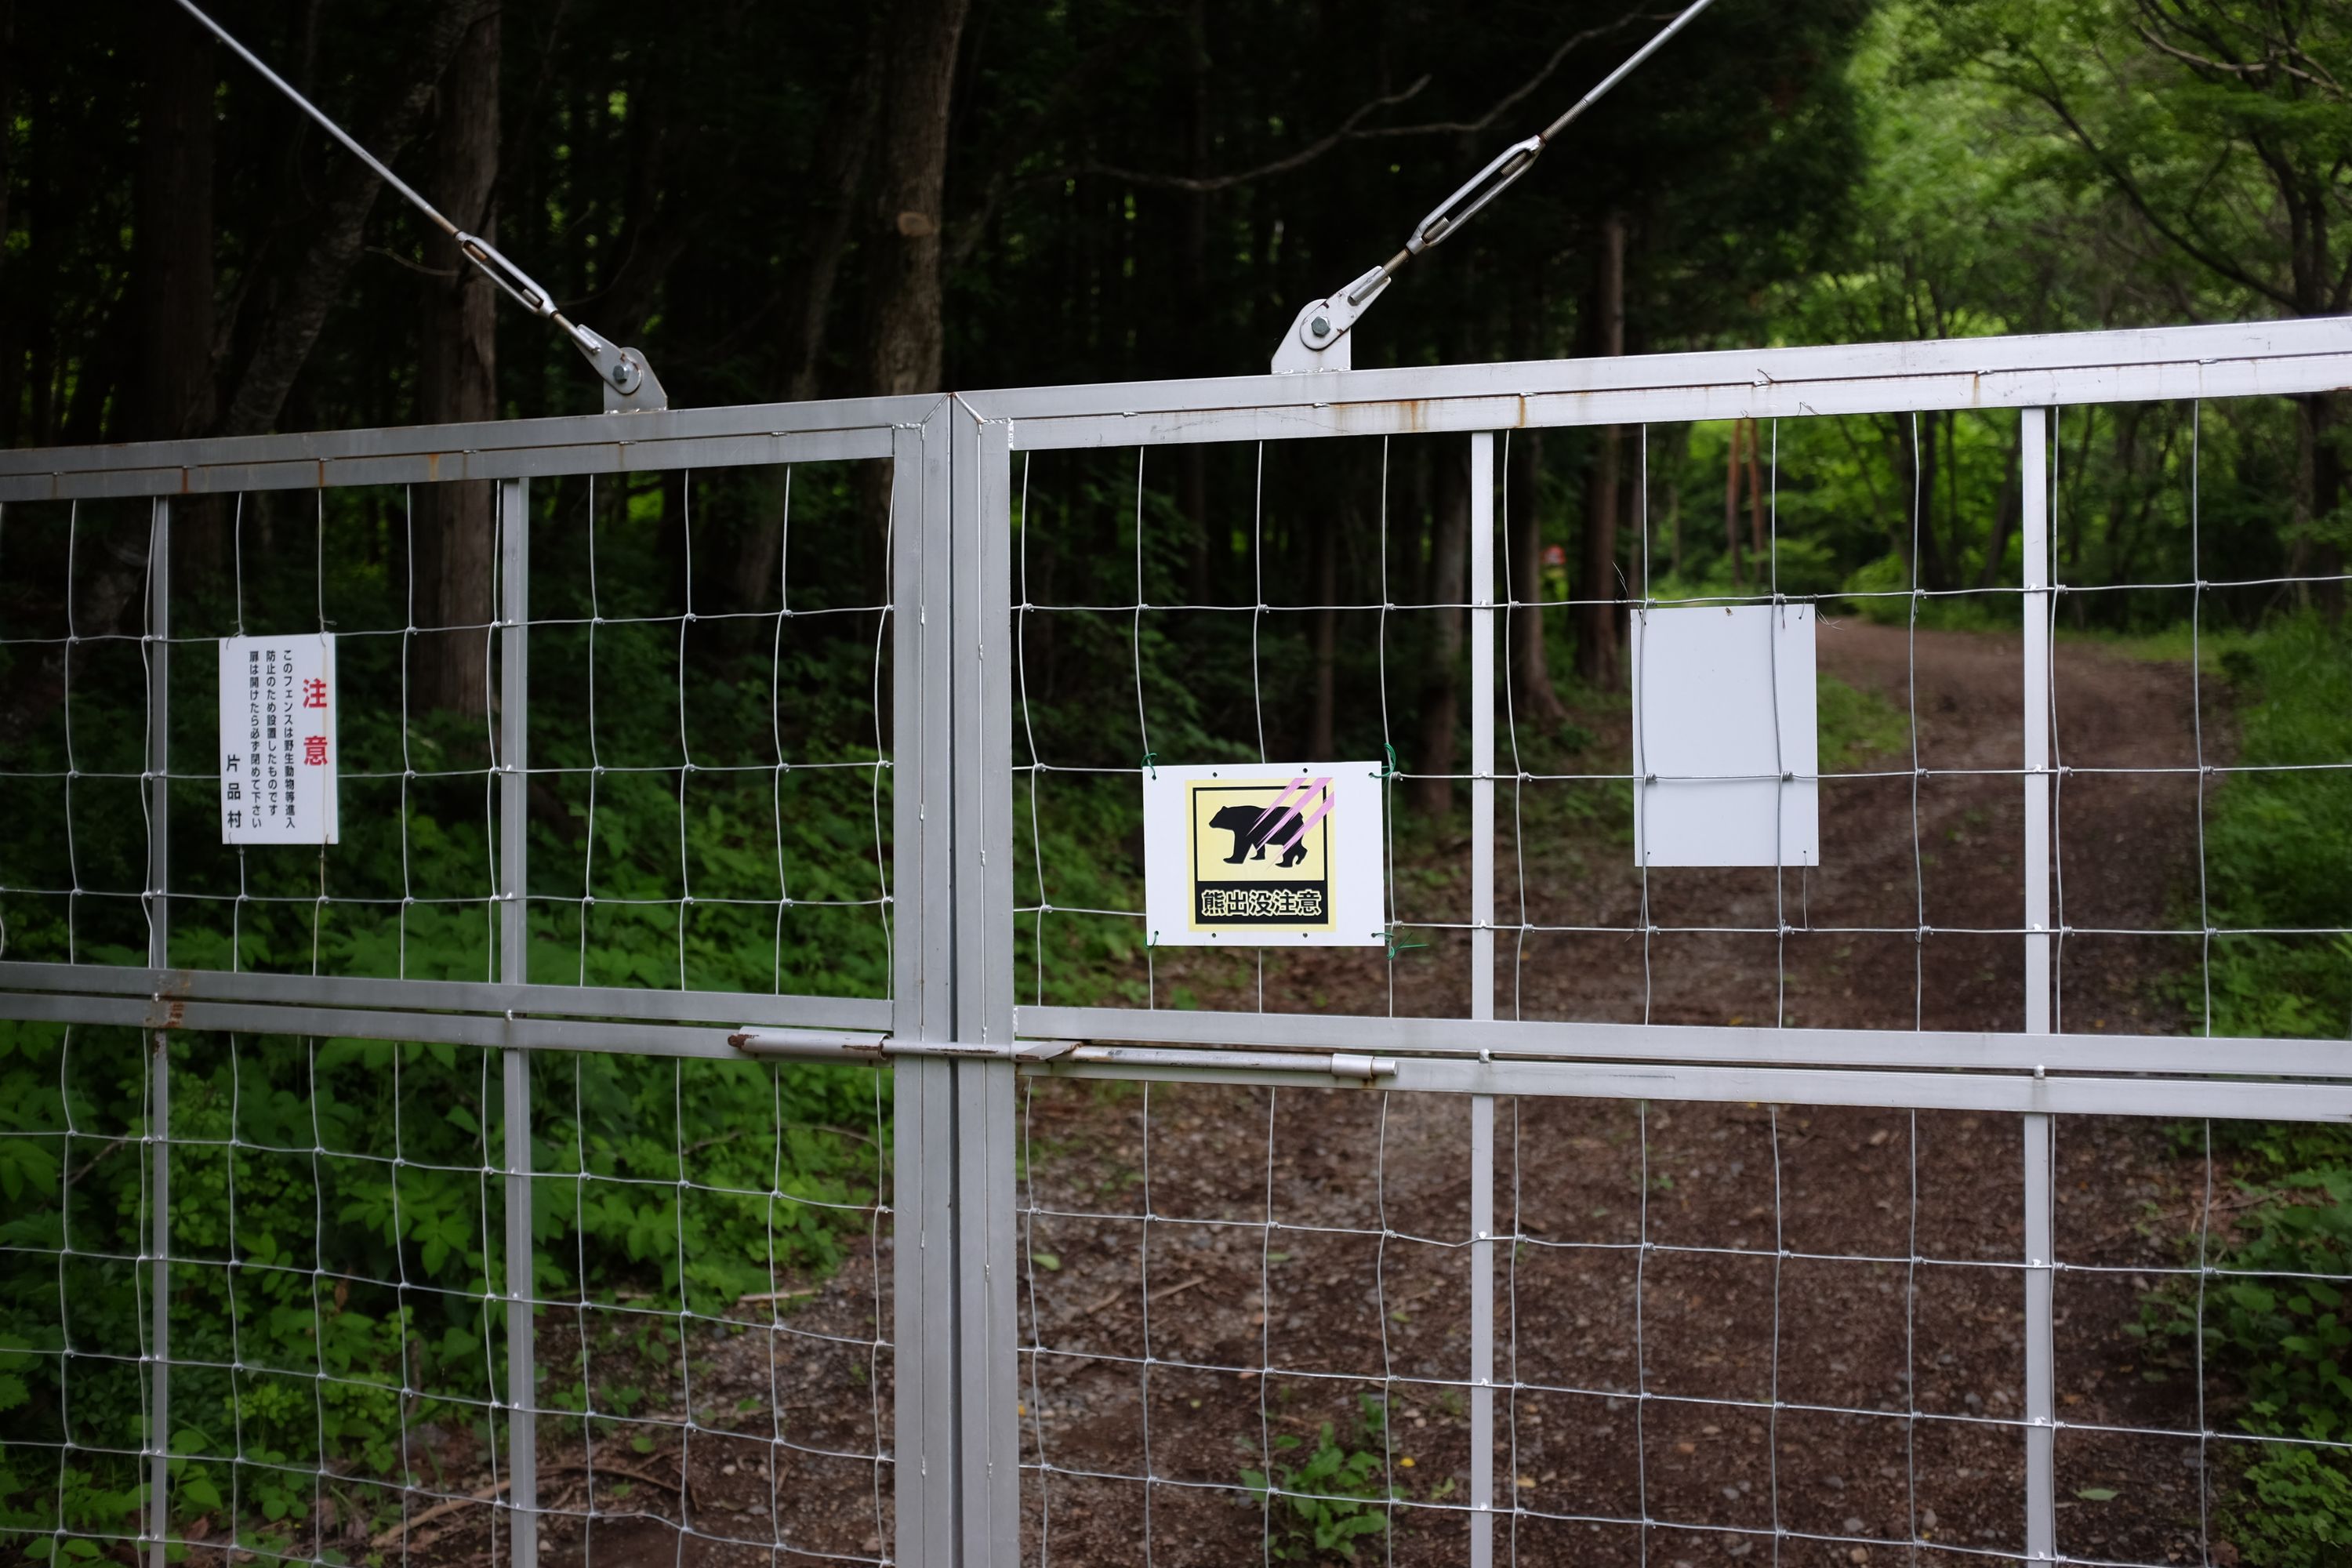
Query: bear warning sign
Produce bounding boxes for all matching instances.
[1142,763,1384,946]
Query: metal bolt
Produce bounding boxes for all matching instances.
[1309,314,1331,339]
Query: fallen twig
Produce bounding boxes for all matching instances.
[367,1462,688,1548]
[1077,1275,1207,1319]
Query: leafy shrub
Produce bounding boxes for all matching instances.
[1236,1395,1397,1563]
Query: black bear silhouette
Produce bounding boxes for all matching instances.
[1209,802,1309,868]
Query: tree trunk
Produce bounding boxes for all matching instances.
[1181,0,1214,605]
[862,0,972,397]
[1725,419,1744,589]
[2299,392,2345,617]
[738,24,884,608]
[1667,424,1688,578]
[1415,445,1471,818]
[1911,415,1944,590]
[0,0,15,448]
[414,0,502,717]
[1574,212,1627,685]
[1310,507,1339,760]
[1745,418,1766,569]
[785,25,882,403]
[1976,427,2023,590]
[214,0,489,437]
[131,7,217,443]
[1509,430,1567,724]
[0,0,13,278]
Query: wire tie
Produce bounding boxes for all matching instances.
[1141,751,1157,779]
[1384,929,1427,960]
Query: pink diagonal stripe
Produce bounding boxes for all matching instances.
[1269,777,1334,849]
[1251,777,1316,846]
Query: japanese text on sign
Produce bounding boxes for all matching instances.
[218,633,339,844]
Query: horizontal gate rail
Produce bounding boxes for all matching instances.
[965,316,2352,448]
[1015,1004,2352,1082]
[0,958,891,1030]
[1014,1046,2352,1121]
[0,393,942,500]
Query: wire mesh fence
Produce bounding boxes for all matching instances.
[0,405,935,1565]
[3,323,2350,1568]
[3,1025,895,1566]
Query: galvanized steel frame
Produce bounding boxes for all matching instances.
[7,316,2352,1568]
[960,316,2352,1568]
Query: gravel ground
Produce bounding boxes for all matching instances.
[397,624,2247,1568]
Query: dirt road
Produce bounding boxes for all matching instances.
[406,626,2234,1568]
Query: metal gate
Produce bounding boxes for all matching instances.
[4,316,2350,1567]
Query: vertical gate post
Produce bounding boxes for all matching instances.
[1467,434,1497,1568]
[895,401,962,1567]
[497,477,538,1566]
[146,497,172,1568]
[2019,408,2056,1563]
[951,408,1022,1566]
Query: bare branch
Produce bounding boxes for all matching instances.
[1076,74,1434,194]
[2016,49,2296,308]
[1079,5,1656,191]
[2133,23,2347,98]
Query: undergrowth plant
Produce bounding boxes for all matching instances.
[0,474,894,1559]
[1236,1393,1398,1563]
[2139,616,2352,1566]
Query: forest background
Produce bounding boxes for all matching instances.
[2,0,2350,1563]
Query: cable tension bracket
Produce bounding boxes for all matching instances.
[1270,0,1721,373]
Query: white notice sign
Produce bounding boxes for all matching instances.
[1142,762,1384,946]
[218,634,339,844]
[1630,604,1817,867]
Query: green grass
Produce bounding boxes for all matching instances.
[1818,671,1909,771]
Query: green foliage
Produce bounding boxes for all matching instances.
[0,473,891,1555]
[2125,619,2352,1563]
[2142,1158,2352,1566]
[2230,1446,2352,1567]
[2198,617,2352,1041]
[1236,1396,1398,1563]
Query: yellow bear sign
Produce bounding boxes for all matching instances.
[1188,775,1335,931]
[1142,762,1383,946]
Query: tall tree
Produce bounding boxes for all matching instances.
[414,0,503,716]
[131,3,216,441]
[1508,429,1568,724]
[1930,0,2352,599]
[863,0,971,395]
[213,0,492,438]
[1576,211,1628,684]
[1416,444,1472,818]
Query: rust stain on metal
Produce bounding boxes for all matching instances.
[159,967,197,998]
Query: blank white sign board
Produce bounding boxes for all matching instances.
[1631,604,1818,867]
